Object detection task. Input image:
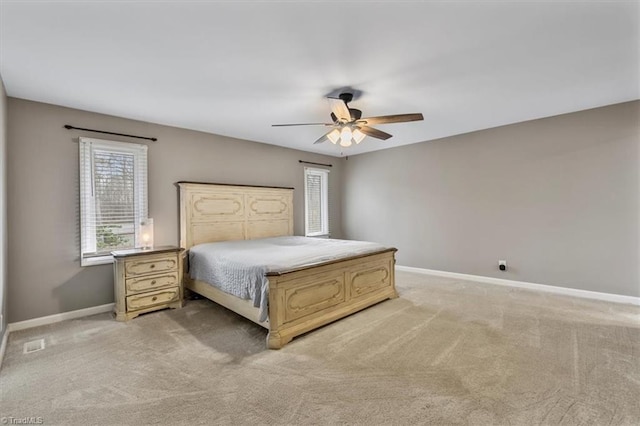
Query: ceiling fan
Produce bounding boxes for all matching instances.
[272,92,424,147]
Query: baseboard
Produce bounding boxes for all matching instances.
[7,303,115,333]
[0,330,8,371]
[396,265,640,306]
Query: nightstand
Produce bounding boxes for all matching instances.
[112,246,184,321]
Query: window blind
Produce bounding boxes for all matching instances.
[304,167,329,236]
[79,138,148,265]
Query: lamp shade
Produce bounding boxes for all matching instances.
[138,218,154,250]
[352,128,366,144]
[340,127,353,147]
[327,129,340,144]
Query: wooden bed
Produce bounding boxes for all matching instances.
[178,182,397,349]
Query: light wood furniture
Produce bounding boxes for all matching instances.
[112,246,184,321]
[178,182,397,349]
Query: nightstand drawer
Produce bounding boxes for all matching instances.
[125,254,178,277]
[126,287,180,311]
[126,271,179,294]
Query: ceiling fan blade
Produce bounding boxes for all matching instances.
[358,126,393,141]
[313,133,330,144]
[357,113,424,126]
[272,123,333,127]
[328,98,352,122]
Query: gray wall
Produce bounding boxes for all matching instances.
[343,101,639,297]
[6,98,639,324]
[7,98,343,323]
[0,76,7,338]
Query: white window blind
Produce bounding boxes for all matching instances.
[79,137,148,266]
[304,167,329,237]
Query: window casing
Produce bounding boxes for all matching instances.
[79,137,148,266]
[304,167,329,237]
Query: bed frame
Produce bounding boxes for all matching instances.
[178,182,397,349]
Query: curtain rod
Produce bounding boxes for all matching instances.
[299,160,333,168]
[64,125,158,142]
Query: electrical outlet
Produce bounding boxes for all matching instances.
[498,260,507,271]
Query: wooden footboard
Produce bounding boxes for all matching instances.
[266,249,397,349]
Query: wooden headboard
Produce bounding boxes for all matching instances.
[178,182,294,250]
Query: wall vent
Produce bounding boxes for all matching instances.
[23,338,45,354]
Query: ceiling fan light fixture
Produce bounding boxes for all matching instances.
[272,92,424,148]
[340,126,352,146]
[340,138,352,147]
[327,128,340,144]
[352,128,366,144]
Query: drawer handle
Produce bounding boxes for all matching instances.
[150,264,156,269]
[152,296,158,302]
[151,280,157,285]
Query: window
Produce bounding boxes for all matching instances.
[304,167,329,237]
[79,137,148,266]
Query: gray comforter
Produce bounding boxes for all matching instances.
[189,236,388,322]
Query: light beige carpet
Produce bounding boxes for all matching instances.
[1,271,639,425]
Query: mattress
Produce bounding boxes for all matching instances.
[188,236,388,322]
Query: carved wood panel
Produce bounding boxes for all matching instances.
[191,193,244,221]
[284,275,346,322]
[349,264,392,299]
[247,194,290,220]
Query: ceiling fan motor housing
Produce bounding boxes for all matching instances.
[330,109,362,123]
[338,92,354,104]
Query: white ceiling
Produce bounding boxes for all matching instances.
[1,1,638,157]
